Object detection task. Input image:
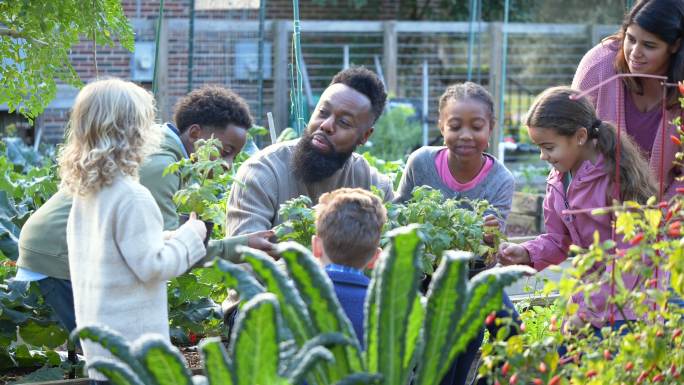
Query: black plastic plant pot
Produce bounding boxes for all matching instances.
[420,255,491,293]
[468,257,488,279]
[178,213,213,247]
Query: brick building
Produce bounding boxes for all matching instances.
[6,0,409,144]
[4,0,603,147]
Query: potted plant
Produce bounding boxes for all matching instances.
[388,186,503,277]
[163,137,235,244]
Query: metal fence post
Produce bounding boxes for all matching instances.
[488,22,503,158]
[383,21,397,96]
[156,18,170,122]
[273,20,289,135]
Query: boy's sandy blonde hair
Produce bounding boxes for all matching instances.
[315,188,387,266]
[59,78,159,195]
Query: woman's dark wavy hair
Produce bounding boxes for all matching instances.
[526,86,657,203]
[609,0,684,108]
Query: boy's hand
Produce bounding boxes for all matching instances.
[186,212,207,241]
[497,242,532,266]
[483,214,500,245]
[246,230,276,253]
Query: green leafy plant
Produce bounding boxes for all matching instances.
[480,113,684,385]
[362,105,421,162]
[361,152,406,191]
[273,195,316,248]
[164,137,234,229]
[0,139,58,260]
[165,127,267,237]
[72,294,336,385]
[388,186,503,274]
[0,139,70,378]
[164,138,238,345]
[272,186,503,276]
[164,128,269,345]
[365,226,533,385]
[0,1,134,119]
[81,226,532,385]
[167,267,227,345]
[513,163,549,194]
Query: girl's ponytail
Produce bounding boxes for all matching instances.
[526,86,657,203]
[592,121,657,203]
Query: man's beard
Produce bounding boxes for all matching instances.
[291,133,354,183]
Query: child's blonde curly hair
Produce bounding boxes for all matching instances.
[59,78,159,195]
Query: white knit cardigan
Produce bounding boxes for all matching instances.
[67,174,205,380]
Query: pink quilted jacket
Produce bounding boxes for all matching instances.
[522,154,638,326]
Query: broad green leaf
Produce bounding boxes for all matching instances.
[332,372,383,385]
[368,225,423,385]
[278,242,363,380]
[285,345,335,385]
[230,293,284,385]
[13,344,48,367]
[10,365,65,384]
[133,335,193,385]
[18,319,68,349]
[198,338,234,385]
[364,266,379,372]
[403,295,425,371]
[418,263,534,385]
[238,246,314,346]
[73,325,145,379]
[286,332,355,375]
[173,275,213,303]
[88,359,146,385]
[414,251,470,385]
[211,260,265,302]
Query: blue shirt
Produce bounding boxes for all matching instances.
[325,263,366,276]
[325,264,370,344]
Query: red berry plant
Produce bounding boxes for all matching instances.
[479,87,684,385]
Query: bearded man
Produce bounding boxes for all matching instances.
[226,66,393,236]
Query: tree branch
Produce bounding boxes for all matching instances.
[0,27,48,45]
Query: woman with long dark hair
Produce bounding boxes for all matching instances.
[572,0,684,199]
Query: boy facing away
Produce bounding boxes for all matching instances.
[312,188,387,343]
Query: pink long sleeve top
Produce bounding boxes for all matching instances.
[572,40,683,200]
[522,155,638,326]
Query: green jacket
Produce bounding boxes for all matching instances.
[17,127,247,280]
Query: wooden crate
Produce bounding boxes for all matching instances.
[506,192,544,237]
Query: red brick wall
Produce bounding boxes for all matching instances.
[38,0,405,142]
[267,0,399,20]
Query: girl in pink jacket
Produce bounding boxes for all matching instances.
[498,86,656,328]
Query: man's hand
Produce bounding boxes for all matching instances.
[497,242,532,266]
[483,214,500,245]
[246,230,276,253]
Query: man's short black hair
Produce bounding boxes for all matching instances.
[330,66,387,125]
[173,85,253,133]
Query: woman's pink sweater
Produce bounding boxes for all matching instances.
[572,40,683,199]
